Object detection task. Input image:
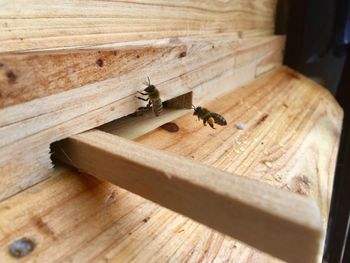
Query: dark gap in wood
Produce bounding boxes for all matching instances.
[50,91,193,168]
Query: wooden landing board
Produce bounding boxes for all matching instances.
[0,0,277,53]
[0,67,342,262]
[0,35,284,202]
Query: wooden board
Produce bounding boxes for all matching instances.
[0,35,283,109]
[0,67,342,262]
[0,169,281,263]
[52,129,323,263]
[0,0,277,53]
[0,35,284,201]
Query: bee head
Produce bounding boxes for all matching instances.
[144,85,156,93]
[143,77,156,93]
[193,105,201,116]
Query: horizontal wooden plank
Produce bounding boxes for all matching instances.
[0,35,284,201]
[0,0,277,53]
[53,129,323,263]
[0,36,284,109]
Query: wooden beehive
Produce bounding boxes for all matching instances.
[0,1,343,262]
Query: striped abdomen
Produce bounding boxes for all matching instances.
[151,97,163,116]
[210,112,227,126]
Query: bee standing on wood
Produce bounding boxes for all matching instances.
[192,105,227,129]
[136,77,163,117]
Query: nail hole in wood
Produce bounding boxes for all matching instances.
[6,70,17,83]
[8,237,35,258]
[178,51,187,58]
[96,59,104,67]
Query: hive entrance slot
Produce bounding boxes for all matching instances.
[96,91,193,139]
[50,91,193,166]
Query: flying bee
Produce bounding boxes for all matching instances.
[135,77,163,117]
[192,105,227,129]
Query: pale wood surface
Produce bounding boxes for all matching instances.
[135,68,342,223]
[53,129,323,263]
[0,35,284,201]
[0,67,342,262]
[0,2,339,262]
[0,168,281,263]
[99,108,191,140]
[0,0,277,53]
[0,35,283,109]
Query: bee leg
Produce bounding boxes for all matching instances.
[136,101,152,111]
[146,101,152,109]
[137,106,148,111]
[137,91,148,96]
[208,117,216,129]
[136,96,150,101]
[203,119,207,126]
[132,107,148,117]
[134,102,152,117]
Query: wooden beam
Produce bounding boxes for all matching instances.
[0,0,277,53]
[0,35,284,201]
[53,129,322,263]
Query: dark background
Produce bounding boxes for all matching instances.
[275,1,350,262]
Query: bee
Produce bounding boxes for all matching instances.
[192,105,227,129]
[135,77,163,117]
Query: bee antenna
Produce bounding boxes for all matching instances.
[192,104,196,109]
[142,77,151,86]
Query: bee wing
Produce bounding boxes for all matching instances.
[210,112,227,125]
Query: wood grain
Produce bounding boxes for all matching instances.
[0,36,284,109]
[53,129,323,263]
[134,67,343,223]
[0,35,284,201]
[0,0,277,53]
[0,169,281,263]
[0,67,342,263]
[103,66,343,230]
